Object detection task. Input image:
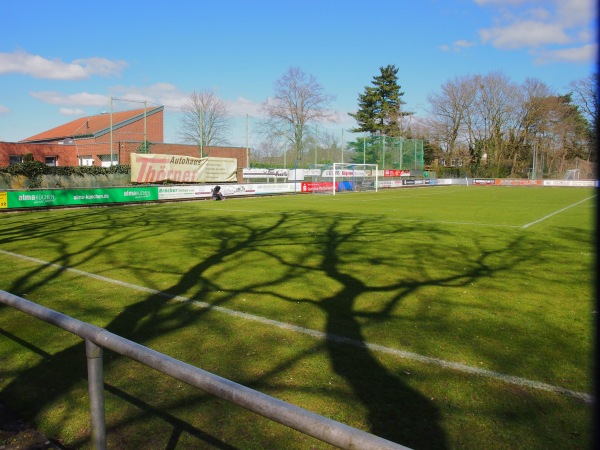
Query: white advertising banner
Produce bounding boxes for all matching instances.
[158,185,253,199]
[243,168,289,179]
[157,183,299,200]
[131,154,237,183]
[543,180,597,187]
[322,169,368,178]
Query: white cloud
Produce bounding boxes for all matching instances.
[59,107,86,116]
[30,91,109,106]
[527,7,551,21]
[480,20,571,48]
[439,40,477,53]
[329,110,354,126]
[0,104,9,114]
[113,85,267,117]
[474,0,529,4]
[111,83,188,108]
[30,83,198,112]
[455,40,477,49]
[534,43,598,64]
[556,0,594,27]
[72,57,126,78]
[0,50,127,80]
[29,84,337,124]
[475,0,596,63]
[228,96,263,117]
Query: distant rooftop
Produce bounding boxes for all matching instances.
[20,106,164,143]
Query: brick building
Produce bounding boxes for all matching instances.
[0,107,249,181]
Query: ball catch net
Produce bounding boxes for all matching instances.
[313,163,378,195]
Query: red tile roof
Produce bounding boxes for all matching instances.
[20,107,163,143]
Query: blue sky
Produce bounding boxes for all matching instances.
[0,0,597,147]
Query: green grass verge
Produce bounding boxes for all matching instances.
[0,186,595,449]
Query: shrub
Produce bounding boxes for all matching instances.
[0,163,131,188]
[0,163,131,177]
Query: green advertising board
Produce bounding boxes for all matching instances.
[5,187,158,209]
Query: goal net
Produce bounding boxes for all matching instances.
[315,163,378,195]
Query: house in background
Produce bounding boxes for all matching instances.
[0,107,248,181]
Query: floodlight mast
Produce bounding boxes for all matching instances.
[110,97,113,166]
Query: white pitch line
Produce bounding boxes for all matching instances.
[206,208,521,229]
[0,249,592,404]
[521,195,596,229]
[399,218,520,228]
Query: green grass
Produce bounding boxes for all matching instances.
[0,186,595,449]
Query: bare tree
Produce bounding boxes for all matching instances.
[569,74,598,126]
[260,67,336,160]
[507,78,554,176]
[427,74,477,155]
[569,74,598,160]
[179,90,232,153]
[475,72,522,175]
[253,136,286,166]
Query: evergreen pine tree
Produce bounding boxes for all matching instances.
[373,65,404,136]
[349,65,406,136]
[350,86,379,134]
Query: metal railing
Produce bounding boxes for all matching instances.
[0,290,409,450]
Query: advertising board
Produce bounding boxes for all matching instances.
[5,187,158,209]
[131,154,237,183]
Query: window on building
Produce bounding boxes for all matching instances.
[45,156,58,167]
[9,155,23,165]
[79,156,95,166]
[98,154,118,167]
[439,158,447,167]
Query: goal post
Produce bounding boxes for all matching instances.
[331,163,378,195]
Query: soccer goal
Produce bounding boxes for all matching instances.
[330,163,378,195]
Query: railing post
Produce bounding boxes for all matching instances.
[85,339,106,450]
[1,290,410,449]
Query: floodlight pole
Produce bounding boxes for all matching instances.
[143,101,147,153]
[532,142,537,180]
[294,159,298,195]
[315,124,318,166]
[382,134,385,170]
[110,97,114,166]
[284,128,287,169]
[399,138,403,170]
[341,129,344,163]
[246,113,249,168]
[199,109,204,158]
[363,132,366,165]
[414,144,417,171]
[482,115,488,171]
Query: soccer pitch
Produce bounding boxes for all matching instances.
[0,186,595,449]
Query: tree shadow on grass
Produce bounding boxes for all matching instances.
[0,204,571,449]
[0,210,293,449]
[245,214,552,448]
[317,222,445,448]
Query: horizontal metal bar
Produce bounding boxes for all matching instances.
[0,290,410,450]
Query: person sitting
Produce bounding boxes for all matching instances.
[211,185,225,200]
